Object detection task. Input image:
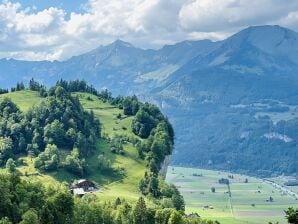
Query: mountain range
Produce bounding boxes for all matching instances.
[1,25,298,176]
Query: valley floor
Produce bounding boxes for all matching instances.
[166,166,298,224]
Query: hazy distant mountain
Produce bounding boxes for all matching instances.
[1,25,298,176]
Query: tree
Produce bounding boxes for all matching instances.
[171,187,185,212]
[0,137,13,164]
[52,191,74,224]
[65,148,86,176]
[44,120,65,147]
[133,197,147,224]
[54,86,66,98]
[29,78,42,91]
[0,217,11,224]
[285,207,298,224]
[97,154,111,171]
[149,175,159,197]
[168,210,183,224]
[5,158,16,173]
[269,196,274,202]
[34,144,59,171]
[115,202,133,224]
[20,209,39,224]
[211,187,216,193]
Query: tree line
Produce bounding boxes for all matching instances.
[0,172,221,224]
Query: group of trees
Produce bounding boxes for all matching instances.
[110,136,124,155]
[34,144,59,171]
[131,104,174,199]
[0,84,100,176]
[0,88,9,95]
[0,172,220,224]
[55,80,99,96]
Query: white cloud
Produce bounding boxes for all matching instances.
[1,0,298,61]
[179,0,298,31]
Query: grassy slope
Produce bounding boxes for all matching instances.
[166,167,297,224]
[0,90,43,111]
[0,91,146,203]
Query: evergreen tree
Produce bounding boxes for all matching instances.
[5,158,16,173]
[133,197,147,224]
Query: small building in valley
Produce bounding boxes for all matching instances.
[187,212,200,219]
[70,179,99,196]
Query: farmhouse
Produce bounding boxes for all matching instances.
[70,179,99,196]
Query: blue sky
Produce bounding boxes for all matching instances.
[11,0,87,14]
[1,0,298,61]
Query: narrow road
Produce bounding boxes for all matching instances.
[263,179,298,200]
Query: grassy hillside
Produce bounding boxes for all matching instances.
[0,90,146,203]
[166,167,297,224]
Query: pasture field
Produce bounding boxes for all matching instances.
[74,93,146,203]
[166,166,298,224]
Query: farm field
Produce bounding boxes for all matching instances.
[166,166,298,224]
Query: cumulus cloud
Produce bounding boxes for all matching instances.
[179,0,298,32]
[1,0,298,61]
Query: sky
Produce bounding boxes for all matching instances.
[1,0,298,61]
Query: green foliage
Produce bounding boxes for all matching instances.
[14,82,25,92]
[133,197,147,224]
[20,209,38,224]
[29,78,44,91]
[55,79,99,96]
[34,144,59,171]
[168,210,183,224]
[0,217,11,224]
[5,158,16,173]
[0,172,227,224]
[0,137,13,164]
[110,135,124,154]
[0,85,100,177]
[123,96,139,116]
[97,154,111,171]
[285,207,298,224]
[0,89,9,95]
[64,148,86,176]
[44,120,65,147]
[132,105,158,138]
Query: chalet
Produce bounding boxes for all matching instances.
[70,179,99,196]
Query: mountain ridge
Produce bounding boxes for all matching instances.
[0,25,297,176]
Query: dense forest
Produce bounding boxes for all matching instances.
[0,80,218,224]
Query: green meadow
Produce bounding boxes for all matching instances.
[166,167,297,224]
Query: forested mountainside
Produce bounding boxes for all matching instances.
[0,80,219,224]
[0,25,298,176]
